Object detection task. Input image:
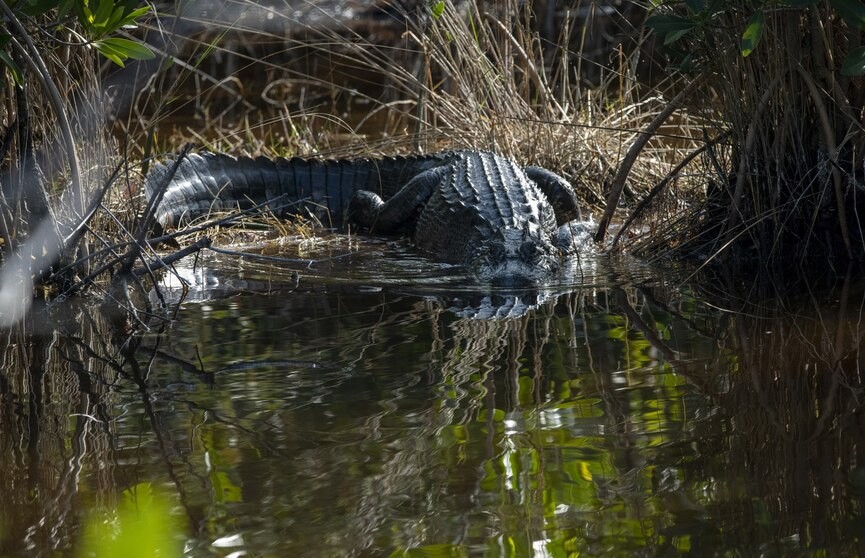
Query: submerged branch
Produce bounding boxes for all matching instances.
[133,237,212,277]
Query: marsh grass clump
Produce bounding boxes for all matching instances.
[635,1,865,272]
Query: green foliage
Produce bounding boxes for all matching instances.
[646,0,865,74]
[740,10,764,57]
[1,0,153,81]
[78,483,186,558]
[77,0,151,36]
[430,0,446,19]
[78,0,154,66]
[92,36,154,67]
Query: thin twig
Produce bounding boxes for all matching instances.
[612,131,731,248]
[796,64,851,259]
[594,77,702,244]
[723,75,781,247]
[133,237,212,276]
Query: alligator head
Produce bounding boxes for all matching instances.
[467,226,560,285]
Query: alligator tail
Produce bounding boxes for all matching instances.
[145,152,443,229]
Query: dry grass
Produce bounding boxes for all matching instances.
[0,9,134,319]
[20,0,858,301]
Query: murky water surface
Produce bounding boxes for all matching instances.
[3,238,865,556]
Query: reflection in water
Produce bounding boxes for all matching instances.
[1,255,865,556]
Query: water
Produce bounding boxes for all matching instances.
[2,240,865,556]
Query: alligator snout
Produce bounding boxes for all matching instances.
[469,228,560,285]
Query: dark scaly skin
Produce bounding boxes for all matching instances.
[146,150,584,284]
[146,152,448,228]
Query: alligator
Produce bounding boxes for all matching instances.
[145,150,590,284]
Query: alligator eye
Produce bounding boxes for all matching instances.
[520,241,539,261]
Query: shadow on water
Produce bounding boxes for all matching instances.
[2,244,865,556]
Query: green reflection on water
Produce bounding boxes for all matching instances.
[79,483,185,557]
[2,267,865,557]
[123,286,722,557]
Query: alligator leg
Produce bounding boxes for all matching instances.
[555,220,594,254]
[523,166,581,225]
[347,166,448,234]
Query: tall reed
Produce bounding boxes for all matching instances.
[636,2,865,270]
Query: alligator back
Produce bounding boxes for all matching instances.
[145,152,450,228]
[413,151,560,265]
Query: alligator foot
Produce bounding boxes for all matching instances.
[346,166,448,234]
[556,220,594,254]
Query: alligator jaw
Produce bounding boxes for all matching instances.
[473,257,559,287]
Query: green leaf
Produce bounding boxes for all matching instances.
[117,5,151,28]
[646,14,698,33]
[0,50,24,86]
[94,48,125,67]
[93,40,131,67]
[779,0,819,6]
[105,5,127,32]
[91,0,115,29]
[98,38,155,61]
[740,10,765,57]
[430,1,445,18]
[77,1,94,31]
[841,46,865,75]
[664,27,694,44]
[830,0,865,28]
[92,40,125,57]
